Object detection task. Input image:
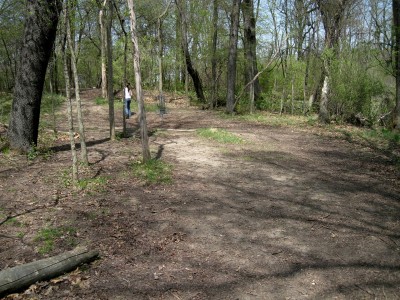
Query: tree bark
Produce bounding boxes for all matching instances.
[226,0,241,113]
[66,2,89,166]
[8,0,62,152]
[107,0,115,140]
[211,0,219,108]
[315,0,351,124]
[242,0,260,111]
[0,247,98,297]
[99,0,108,99]
[393,0,400,130]
[127,0,151,162]
[63,1,79,184]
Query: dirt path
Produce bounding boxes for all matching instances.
[1,90,400,299]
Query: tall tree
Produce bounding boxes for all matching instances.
[127,0,151,162]
[394,0,400,130]
[226,0,241,113]
[210,0,219,108]
[175,0,206,103]
[98,0,108,98]
[107,0,115,140]
[66,0,89,165]
[62,1,78,185]
[315,0,353,123]
[8,0,62,152]
[242,0,260,112]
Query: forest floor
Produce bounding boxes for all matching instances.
[1,89,400,299]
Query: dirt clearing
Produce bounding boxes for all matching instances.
[1,90,399,299]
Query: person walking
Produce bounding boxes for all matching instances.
[124,83,132,118]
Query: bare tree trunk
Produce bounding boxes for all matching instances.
[99,0,108,99]
[107,0,115,140]
[8,0,62,152]
[242,0,260,111]
[114,1,128,136]
[393,0,400,130]
[66,2,88,166]
[210,0,219,108]
[62,2,78,185]
[226,0,241,114]
[127,0,151,162]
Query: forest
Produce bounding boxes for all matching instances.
[0,0,400,140]
[0,0,400,299]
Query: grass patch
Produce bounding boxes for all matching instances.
[60,168,109,193]
[4,217,23,227]
[145,103,160,113]
[95,97,108,105]
[131,159,172,184]
[78,176,108,193]
[34,226,76,254]
[219,111,312,128]
[196,128,244,144]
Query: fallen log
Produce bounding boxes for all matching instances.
[0,246,99,297]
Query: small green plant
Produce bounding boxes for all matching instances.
[78,176,108,193]
[1,145,10,155]
[34,226,76,254]
[4,217,22,227]
[27,145,39,160]
[131,159,172,184]
[196,128,244,144]
[17,232,25,239]
[95,97,108,105]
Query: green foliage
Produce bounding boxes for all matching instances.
[34,226,76,254]
[95,97,108,105]
[41,93,65,114]
[4,217,23,227]
[77,176,108,193]
[131,159,172,185]
[196,128,244,144]
[330,52,387,121]
[0,92,12,124]
[27,143,54,161]
[27,144,39,160]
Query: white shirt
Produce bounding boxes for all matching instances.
[124,87,131,99]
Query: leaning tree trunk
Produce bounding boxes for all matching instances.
[8,0,62,152]
[176,0,206,103]
[226,0,241,114]
[393,0,400,130]
[127,0,151,162]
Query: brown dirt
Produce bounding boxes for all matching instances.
[1,89,400,299]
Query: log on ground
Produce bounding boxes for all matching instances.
[0,246,99,297]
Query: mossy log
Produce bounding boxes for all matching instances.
[0,247,99,297]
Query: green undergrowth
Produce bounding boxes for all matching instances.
[34,226,77,254]
[197,128,244,144]
[60,167,109,193]
[219,111,314,127]
[131,159,172,185]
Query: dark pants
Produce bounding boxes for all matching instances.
[124,98,131,118]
